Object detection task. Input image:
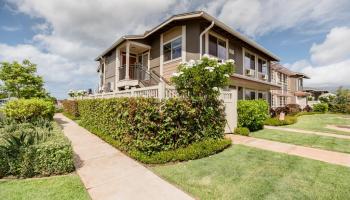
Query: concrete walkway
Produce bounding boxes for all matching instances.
[226,134,350,167]
[265,125,350,140]
[326,125,350,133]
[54,114,194,200]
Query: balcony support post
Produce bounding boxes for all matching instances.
[125,41,130,80]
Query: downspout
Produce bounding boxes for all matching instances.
[199,21,214,59]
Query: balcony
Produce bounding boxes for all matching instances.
[119,64,148,81]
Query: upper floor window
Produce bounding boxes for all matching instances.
[258,58,267,74]
[244,51,255,70]
[209,35,227,60]
[163,37,182,62]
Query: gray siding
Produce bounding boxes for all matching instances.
[105,50,116,78]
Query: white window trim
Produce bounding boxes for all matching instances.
[163,35,182,64]
[257,56,268,75]
[206,31,229,60]
[243,48,257,78]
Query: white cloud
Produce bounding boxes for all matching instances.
[2,0,350,98]
[2,25,21,31]
[0,43,97,97]
[201,0,350,37]
[310,27,350,65]
[286,26,350,88]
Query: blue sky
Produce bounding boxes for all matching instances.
[0,0,350,99]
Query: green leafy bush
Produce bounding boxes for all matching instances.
[78,97,226,156]
[237,100,269,131]
[62,100,79,119]
[234,127,250,136]
[313,103,328,113]
[2,99,55,121]
[0,120,74,178]
[264,116,298,126]
[130,138,231,164]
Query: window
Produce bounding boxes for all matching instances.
[245,89,256,100]
[244,51,255,70]
[163,37,182,62]
[258,92,267,100]
[209,35,227,60]
[258,58,267,74]
[279,96,286,107]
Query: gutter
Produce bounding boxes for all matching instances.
[199,21,214,59]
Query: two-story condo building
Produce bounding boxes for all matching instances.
[270,63,310,108]
[95,11,282,103]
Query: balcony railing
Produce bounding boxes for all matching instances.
[119,64,148,81]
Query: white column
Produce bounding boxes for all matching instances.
[102,59,106,92]
[160,34,164,78]
[182,25,186,62]
[115,47,120,89]
[125,42,130,80]
[225,38,229,60]
[147,50,150,71]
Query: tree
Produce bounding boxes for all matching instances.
[335,86,350,104]
[0,60,48,99]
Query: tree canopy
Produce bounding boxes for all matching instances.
[0,60,49,99]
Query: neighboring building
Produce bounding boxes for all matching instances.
[95,11,281,103]
[270,63,310,108]
[303,87,329,101]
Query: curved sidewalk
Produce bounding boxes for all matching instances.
[54,113,194,200]
[226,134,350,167]
[265,125,350,140]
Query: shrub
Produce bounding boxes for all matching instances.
[0,120,74,178]
[130,138,231,164]
[78,97,226,156]
[303,105,312,112]
[234,127,250,136]
[62,100,79,119]
[264,116,298,126]
[237,100,269,131]
[285,104,301,115]
[2,99,55,121]
[313,103,328,113]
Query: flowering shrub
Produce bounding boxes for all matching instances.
[171,56,235,101]
[68,89,87,97]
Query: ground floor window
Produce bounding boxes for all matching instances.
[245,89,256,100]
[279,96,286,107]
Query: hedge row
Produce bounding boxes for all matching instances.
[0,121,74,178]
[62,100,79,119]
[77,97,226,156]
[264,116,298,126]
[1,98,55,122]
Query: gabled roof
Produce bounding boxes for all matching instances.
[95,11,280,61]
[271,63,310,79]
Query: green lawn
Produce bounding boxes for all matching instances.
[251,129,350,154]
[286,114,350,135]
[152,145,350,200]
[0,174,90,200]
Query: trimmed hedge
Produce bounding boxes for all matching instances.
[62,100,79,119]
[237,100,269,131]
[77,98,226,156]
[130,138,231,164]
[2,98,55,121]
[0,121,74,178]
[264,116,298,126]
[313,103,328,113]
[234,127,250,136]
